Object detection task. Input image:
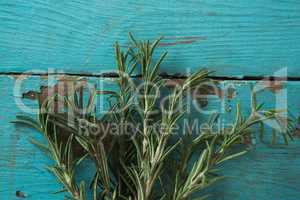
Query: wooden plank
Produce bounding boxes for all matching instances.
[211,80,300,200]
[1,75,300,199]
[0,75,117,200]
[0,76,63,199]
[0,1,299,77]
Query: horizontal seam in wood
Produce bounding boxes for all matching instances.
[0,72,300,81]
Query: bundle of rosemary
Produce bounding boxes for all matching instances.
[13,34,293,200]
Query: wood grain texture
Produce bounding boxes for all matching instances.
[211,80,300,200]
[0,0,300,76]
[0,76,63,200]
[1,75,300,199]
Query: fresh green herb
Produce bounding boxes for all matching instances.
[13,34,293,200]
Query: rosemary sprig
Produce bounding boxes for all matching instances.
[14,106,88,200]
[13,34,293,200]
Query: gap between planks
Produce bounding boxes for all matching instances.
[1,72,300,81]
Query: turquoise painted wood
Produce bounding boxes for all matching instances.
[1,75,300,199]
[1,1,300,199]
[0,76,62,200]
[0,0,300,77]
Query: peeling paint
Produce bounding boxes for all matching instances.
[294,128,300,138]
[165,79,223,98]
[165,78,185,87]
[194,83,224,108]
[164,36,206,40]
[23,79,87,101]
[40,75,49,80]
[9,74,30,80]
[16,190,27,198]
[261,80,285,93]
[165,79,225,108]
[242,135,253,146]
[22,90,39,100]
[159,40,201,46]
[227,86,236,99]
[159,36,207,47]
